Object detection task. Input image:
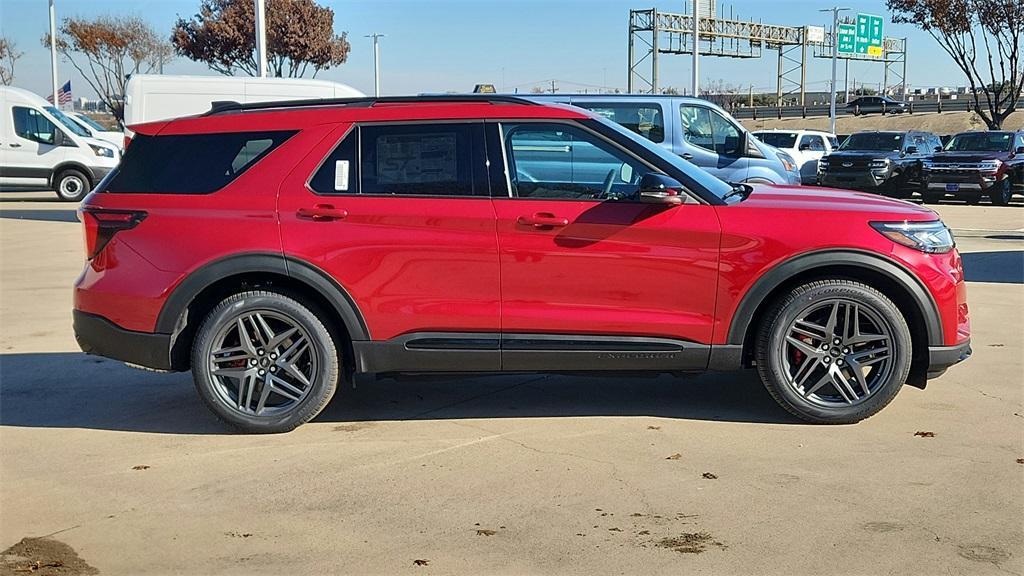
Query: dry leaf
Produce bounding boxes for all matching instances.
[413,559,429,566]
[476,529,496,536]
[914,431,936,438]
[666,453,682,460]
[702,472,718,480]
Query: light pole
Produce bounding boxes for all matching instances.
[365,33,385,97]
[820,6,849,135]
[255,0,268,77]
[48,0,59,107]
[692,0,700,97]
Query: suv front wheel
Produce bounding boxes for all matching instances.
[191,291,340,433]
[756,280,912,424]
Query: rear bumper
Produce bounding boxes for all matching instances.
[927,339,972,378]
[73,309,174,371]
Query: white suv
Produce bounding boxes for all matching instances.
[753,129,839,185]
[0,86,120,201]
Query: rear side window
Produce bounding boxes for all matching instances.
[105,130,295,194]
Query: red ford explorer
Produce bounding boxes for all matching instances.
[73,96,971,433]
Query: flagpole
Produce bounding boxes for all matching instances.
[49,0,59,108]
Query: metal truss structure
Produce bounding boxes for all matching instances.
[627,6,909,103]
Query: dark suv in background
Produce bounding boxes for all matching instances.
[921,130,1024,206]
[818,131,942,196]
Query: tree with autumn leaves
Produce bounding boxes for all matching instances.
[172,0,351,78]
[888,0,1023,129]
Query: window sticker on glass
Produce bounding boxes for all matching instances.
[334,160,350,191]
[376,133,457,184]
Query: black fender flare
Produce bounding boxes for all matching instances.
[50,161,95,187]
[725,249,944,347]
[155,252,370,342]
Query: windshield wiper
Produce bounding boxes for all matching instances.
[721,182,752,202]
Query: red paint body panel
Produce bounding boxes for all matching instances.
[492,199,720,342]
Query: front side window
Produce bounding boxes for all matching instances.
[105,130,295,194]
[680,105,741,156]
[502,122,648,200]
[575,103,665,143]
[12,107,58,145]
[799,135,826,151]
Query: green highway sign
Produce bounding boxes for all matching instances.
[836,23,857,55]
[855,13,884,57]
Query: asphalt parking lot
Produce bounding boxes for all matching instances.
[0,191,1021,575]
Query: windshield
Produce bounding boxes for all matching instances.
[839,132,903,152]
[73,113,108,132]
[45,106,90,138]
[753,132,797,149]
[590,114,733,200]
[944,132,1012,152]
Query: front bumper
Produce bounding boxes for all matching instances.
[927,339,972,378]
[73,309,174,370]
[819,171,889,190]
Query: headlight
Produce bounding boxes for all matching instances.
[777,151,797,172]
[871,220,954,254]
[89,143,115,158]
[921,159,933,169]
[869,158,890,170]
[978,159,1002,172]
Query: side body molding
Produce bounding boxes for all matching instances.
[725,249,944,347]
[155,252,370,343]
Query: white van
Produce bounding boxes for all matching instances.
[0,86,121,201]
[68,112,124,151]
[123,74,365,145]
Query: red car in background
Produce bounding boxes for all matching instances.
[74,96,970,433]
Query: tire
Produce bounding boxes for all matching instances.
[921,191,944,204]
[53,168,91,202]
[755,279,912,424]
[191,290,340,433]
[989,178,1013,206]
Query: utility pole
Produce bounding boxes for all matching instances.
[820,6,849,135]
[48,0,59,107]
[844,59,849,104]
[365,33,384,96]
[550,79,557,94]
[255,0,267,77]
[692,0,700,97]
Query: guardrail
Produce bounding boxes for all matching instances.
[731,99,976,120]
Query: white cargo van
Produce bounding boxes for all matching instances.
[0,86,121,201]
[123,74,364,145]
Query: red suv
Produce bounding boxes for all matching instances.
[73,96,971,433]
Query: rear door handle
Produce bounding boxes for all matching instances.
[517,212,569,229]
[296,204,348,221]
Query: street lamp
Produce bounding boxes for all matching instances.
[820,6,850,135]
[365,33,385,97]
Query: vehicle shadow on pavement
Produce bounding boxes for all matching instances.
[961,250,1023,284]
[0,209,79,223]
[0,352,797,435]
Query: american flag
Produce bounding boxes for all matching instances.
[46,81,72,106]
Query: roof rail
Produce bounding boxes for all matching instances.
[205,94,541,115]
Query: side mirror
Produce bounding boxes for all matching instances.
[799,143,811,151]
[1016,146,1024,154]
[934,146,943,152]
[638,173,685,206]
[905,145,918,155]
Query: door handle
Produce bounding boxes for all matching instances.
[9,143,21,148]
[296,204,348,222]
[517,212,569,229]
[680,153,694,160]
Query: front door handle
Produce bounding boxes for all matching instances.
[680,153,694,160]
[8,143,21,148]
[517,212,569,229]
[296,204,348,222]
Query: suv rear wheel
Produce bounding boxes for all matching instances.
[191,291,340,433]
[54,168,91,202]
[755,280,912,424]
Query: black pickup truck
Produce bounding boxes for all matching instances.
[920,130,1024,206]
[818,131,943,196]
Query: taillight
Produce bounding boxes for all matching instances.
[79,207,147,260]
[123,135,132,150]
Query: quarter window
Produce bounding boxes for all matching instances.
[680,105,741,156]
[12,107,58,145]
[502,122,647,200]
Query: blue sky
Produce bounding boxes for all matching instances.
[1,0,963,100]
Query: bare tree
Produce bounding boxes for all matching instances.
[0,36,23,85]
[43,16,173,123]
[888,0,1023,129]
[173,0,350,78]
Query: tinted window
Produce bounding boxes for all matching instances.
[503,122,648,200]
[574,103,665,143]
[945,132,1013,152]
[755,132,798,149]
[359,123,482,196]
[681,105,741,156]
[838,132,904,151]
[105,131,295,194]
[13,107,58,145]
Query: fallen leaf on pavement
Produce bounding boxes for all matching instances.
[914,431,936,438]
[413,559,429,566]
[666,453,682,460]
[702,472,718,480]
[131,465,150,470]
[476,529,496,536]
